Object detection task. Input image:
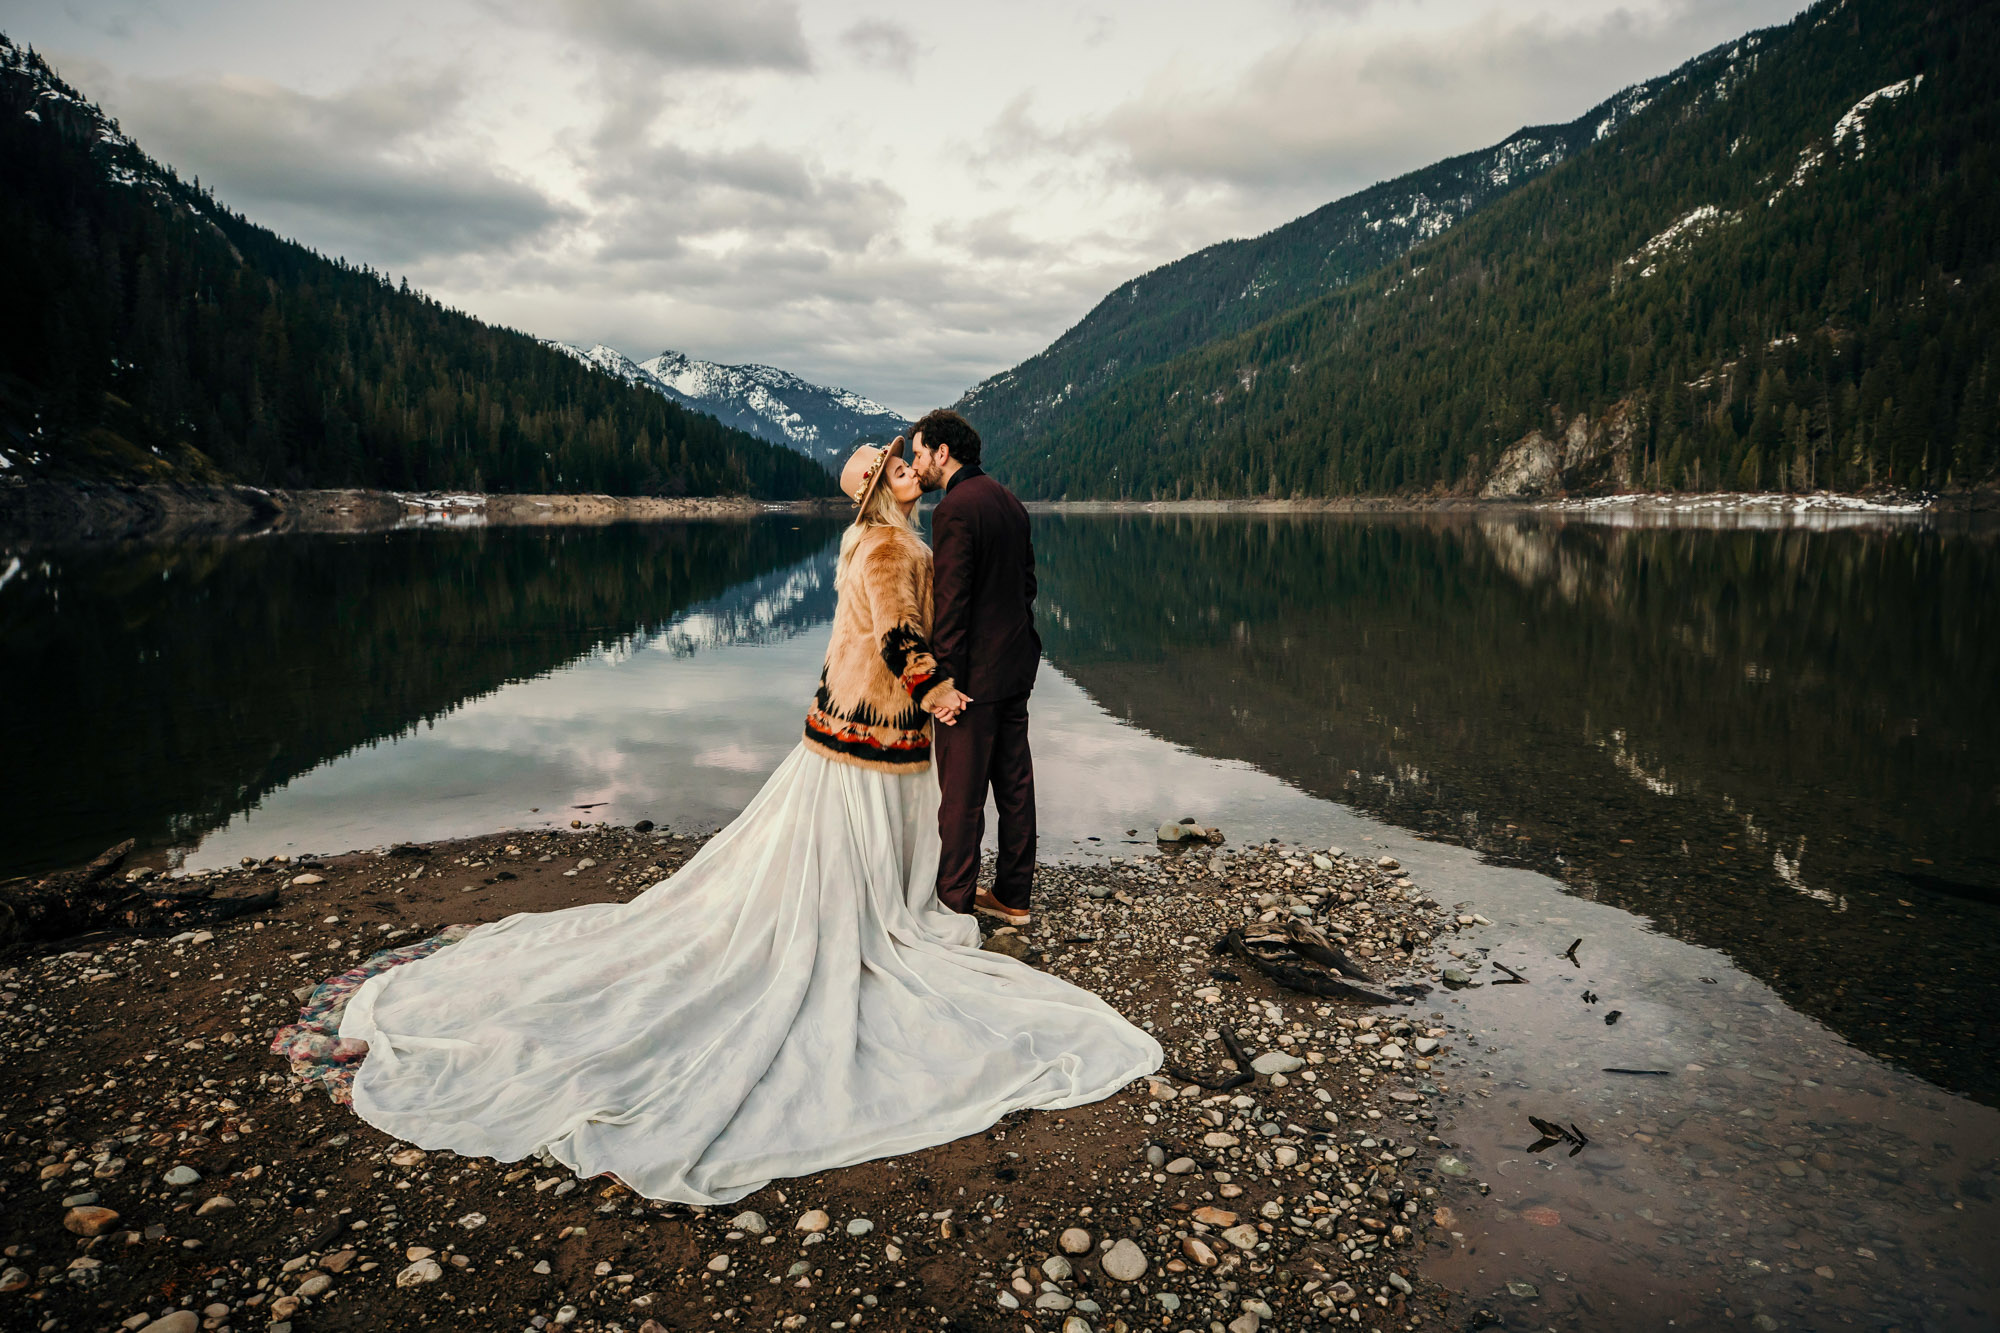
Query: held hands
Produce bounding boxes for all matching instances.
[925,686,973,726]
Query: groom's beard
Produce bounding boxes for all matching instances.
[917,465,944,492]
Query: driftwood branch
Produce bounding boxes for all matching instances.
[1218,929,1401,1005]
[1280,919,1379,982]
[0,841,280,950]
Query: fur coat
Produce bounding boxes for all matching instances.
[803,522,953,773]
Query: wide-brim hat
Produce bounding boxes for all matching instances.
[840,436,904,512]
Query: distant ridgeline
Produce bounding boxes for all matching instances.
[545,343,909,472]
[0,37,833,500]
[979,0,1998,500]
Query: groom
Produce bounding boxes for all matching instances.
[910,409,1041,928]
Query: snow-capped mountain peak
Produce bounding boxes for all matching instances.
[546,342,907,469]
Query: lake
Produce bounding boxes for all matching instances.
[4,508,1996,1328]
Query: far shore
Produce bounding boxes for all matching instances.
[4,476,1987,545]
[0,480,846,546]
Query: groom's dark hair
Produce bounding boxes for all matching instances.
[912,409,981,468]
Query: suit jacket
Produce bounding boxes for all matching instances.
[930,465,1041,702]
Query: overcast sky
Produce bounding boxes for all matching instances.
[9,0,1803,414]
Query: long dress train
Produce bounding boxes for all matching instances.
[334,743,1162,1205]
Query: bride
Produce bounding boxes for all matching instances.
[328,438,1163,1205]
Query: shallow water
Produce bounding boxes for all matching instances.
[4,509,1996,1328]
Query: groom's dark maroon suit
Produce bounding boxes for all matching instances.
[930,464,1041,914]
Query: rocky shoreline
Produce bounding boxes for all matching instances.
[0,482,843,547]
[0,823,1495,1333]
[1024,487,1973,518]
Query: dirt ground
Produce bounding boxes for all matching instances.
[1,824,1482,1333]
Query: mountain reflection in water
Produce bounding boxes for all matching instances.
[1032,512,2000,1104]
[0,518,843,879]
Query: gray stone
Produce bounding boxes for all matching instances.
[845,1218,874,1236]
[162,1165,200,1187]
[1035,1291,1073,1310]
[61,1191,100,1208]
[1101,1238,1148,1282]
[395,1258,443,1287]
[1042,1255,1072,1281]
[1250,1052,1304,1075]
[138,1315,200,1333]
[730,1210,767,1235]
[1506,1280,1539,1298]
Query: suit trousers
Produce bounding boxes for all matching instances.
[933,692,1036,913]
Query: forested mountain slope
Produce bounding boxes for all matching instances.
[0,37,833,500]
[998,0,1998,500]
[956,52,1683,463]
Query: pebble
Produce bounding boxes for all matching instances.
[796,1209,830,1232]
[1063,1317,1094,1333]
[457,1211,487,1229]
[294,1272,331,1297]
[63,1205,120,1236]
[1181,1236,1218,1267]
[1228,1314,1261,1333]
[396,1258,443,1287]
[162,1165,200,1187]
[1101,1238,1148,1282]
[845,1218,874,1236]
[1165,1156,1197,1174]
[1507,1279,1539,1298]
[1059,1227,1093,1254]
[1042,1254,1073,1281]
[1250,1051,1304,1075]
[706,1254,729,1272]
[1193,1206,1237,1227]
[1203,1131,1240,1147]
[61,1191,100,1208]
[1220,1225,1260,1251]
[194,1195,234,1215]
[731,1210,768,1234]
[1035,1291,1073,1310]
[138,1315,199,1333]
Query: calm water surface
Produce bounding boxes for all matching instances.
[3,510,1995,1330]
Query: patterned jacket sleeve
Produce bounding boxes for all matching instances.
[863,538,951,707]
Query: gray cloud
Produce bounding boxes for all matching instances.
[587,141,902,270]
[556,0,809,72]
[839,18,920,75]
[1091,0,1806,192]
[99,68,575,266]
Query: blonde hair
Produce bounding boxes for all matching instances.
[836,482,922,591]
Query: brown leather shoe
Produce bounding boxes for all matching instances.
[973,889,1030,927]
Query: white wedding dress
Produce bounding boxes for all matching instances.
[337,743,1162,1204]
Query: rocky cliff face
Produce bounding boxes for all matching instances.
[1480,400,1640,498]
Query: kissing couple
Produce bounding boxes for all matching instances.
[321,410,1163,1205]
